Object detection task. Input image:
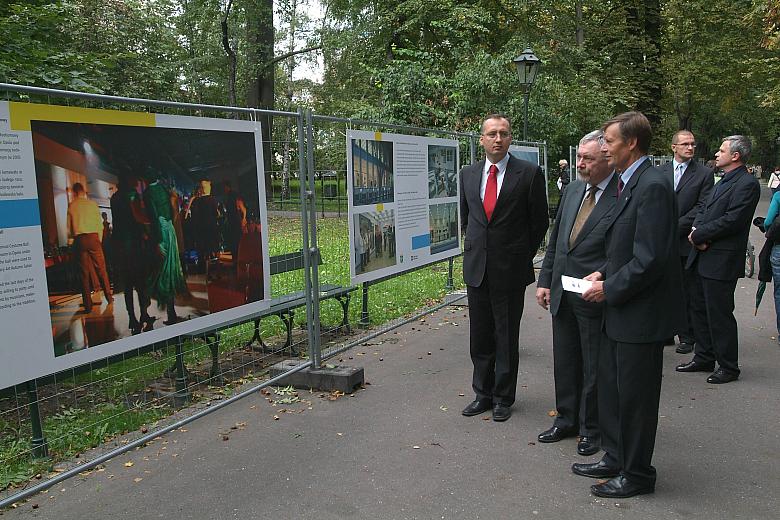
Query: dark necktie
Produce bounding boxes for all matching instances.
[484,164,498,221]
[570,185,597,247]
[617,177,625,198]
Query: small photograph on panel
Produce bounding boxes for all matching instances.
[429,202,459,255]
[354,210,396,275]
[428,144,458,198]
[351,139,394,206]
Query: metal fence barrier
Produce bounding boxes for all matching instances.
[0,83,550,507]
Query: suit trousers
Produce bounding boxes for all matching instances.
[76,233,112,312]
[551,292,601,437]
[466,271,524,406]
[678,255,695,344]
[688,268,740,376]
[598,339,663,488]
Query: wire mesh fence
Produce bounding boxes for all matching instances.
[0,84,552,505]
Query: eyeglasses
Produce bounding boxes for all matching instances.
[482,131,511,139]
[673,142,697,148]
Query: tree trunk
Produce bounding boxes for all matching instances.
[575,1,584,47]
[246,0,275,196]
[280,0,299,202]
[221,0,237,108]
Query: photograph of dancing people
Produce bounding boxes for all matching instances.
[32,120,266,356]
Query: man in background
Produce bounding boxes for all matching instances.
[677,135,760,384]
[661,130,713,354]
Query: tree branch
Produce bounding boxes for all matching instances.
[261,44,322,70]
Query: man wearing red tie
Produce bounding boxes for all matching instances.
[459,114,549,421]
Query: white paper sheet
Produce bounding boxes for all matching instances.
[561,275,593,294]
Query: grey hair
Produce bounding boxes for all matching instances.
[579,130,603,146]
[723,135,751,162]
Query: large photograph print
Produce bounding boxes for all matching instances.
[31,116,269,357]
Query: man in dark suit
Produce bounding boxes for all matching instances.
[459,114,548,422]
[661,131,714,354]
[579,112,684,498]
[676,135,760,383]
[536,130,616,456]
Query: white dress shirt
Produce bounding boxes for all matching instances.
[480,153,510,201]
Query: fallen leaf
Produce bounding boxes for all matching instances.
[133,478,143,483]
[439,406,448,411]
[123,462,134,468]
[547,410,558,417]
[273,415,280,420]
[412,445,421,449]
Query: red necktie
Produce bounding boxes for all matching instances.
[484,164,498,221]
[617,178,625,198]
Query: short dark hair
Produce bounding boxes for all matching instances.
[672,130,694,144]
[481,113,512,134]
[602,111,652,154]
[72,182,84,194]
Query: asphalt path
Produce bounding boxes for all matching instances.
[6,187,779,520]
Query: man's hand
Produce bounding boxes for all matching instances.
[536,288,551,310]
[582,272,605,303]
[688,230,709,250]
[583,271,603,282]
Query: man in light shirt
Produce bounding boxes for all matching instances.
[660,131,713,354]
[68,182,112,313]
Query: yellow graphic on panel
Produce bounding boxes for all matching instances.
[9,102,155,131]
[376,203,384,212]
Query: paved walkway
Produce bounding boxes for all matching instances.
[7,190,780,519]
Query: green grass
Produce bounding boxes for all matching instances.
[0,215,463,492]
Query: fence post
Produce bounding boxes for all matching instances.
[306,109,323,368]
[173,337,190,406]
[360,282,370,326]
[26,380,48,458]
[446,257,454,291]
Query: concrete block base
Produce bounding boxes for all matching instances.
[269,361,365,393]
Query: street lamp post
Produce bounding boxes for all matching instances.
[513,48,541,141]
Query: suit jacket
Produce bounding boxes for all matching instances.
[538,176,618,316]
[688,165,761,280]
[660,161,714,257]
[602,159,685,343]
[460,155,548,288]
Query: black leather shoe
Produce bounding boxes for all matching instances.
[461,398,492,417]
[707,368,739,384]
[675,342,694,354]
[572,460,620,479]
[676,360,715,372]
[577,436,599,456]
[492,404,511,422]
[537,425,576,443]
[590,475,654,498]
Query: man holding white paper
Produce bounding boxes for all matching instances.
[536,130,616,457]
[579,112,684,499]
